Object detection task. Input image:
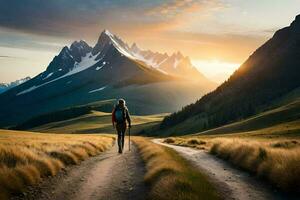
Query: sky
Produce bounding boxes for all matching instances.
[0,0,300,83]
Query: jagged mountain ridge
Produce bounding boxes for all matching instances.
[43,30,207,83]
[0,30,216,128]
[0,77,31,94]
[14,30,178,97]
[129,42,206,80]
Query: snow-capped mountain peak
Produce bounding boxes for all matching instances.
[14,29,209,96]
[70,40,92,62]
[92,29,136,60]
[89,29,206,80]
[60,46,72,59]
[103,29,114,37]
[131,43,140,53]
[70,40,91,51]
[174,51,184,59]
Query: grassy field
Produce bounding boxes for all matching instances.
[134,137,220,200]
[0,129,115,199]
[163,116,300,194]
[31,111,167,135]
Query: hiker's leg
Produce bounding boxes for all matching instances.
[116,124,122,153]
[121,124,126,150]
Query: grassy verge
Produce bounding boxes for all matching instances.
[210,138,300,193]
[0,129,115,199]
[163,136,300,194]
[134,137,220,200]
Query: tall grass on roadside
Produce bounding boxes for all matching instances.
[134,137,219,200]
[163,136,300,194]
[0,130,115,199]
[209,138,300,193]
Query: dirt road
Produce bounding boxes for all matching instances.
[13,141,148,200]
[12,138,295,200]
[154,139,293,200]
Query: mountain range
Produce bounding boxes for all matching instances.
[0,77,30,94]
[159,14,300,135]
[0,30,216,128]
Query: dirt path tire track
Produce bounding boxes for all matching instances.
[154,139,294,200]
[12,141,148,200]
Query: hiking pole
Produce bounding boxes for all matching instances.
[128,127,131,151]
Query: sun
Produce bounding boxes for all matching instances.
[191,59,240,83]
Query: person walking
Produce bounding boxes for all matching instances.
[112,99,131,153]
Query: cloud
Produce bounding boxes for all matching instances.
[147,0,223,17]
[0,0,226,38]
[0,55,20,59]
[0,0,116,37]
[0,28,67,53]
[142,0,225,31]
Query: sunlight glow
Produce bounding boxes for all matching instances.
[192,59,240,83]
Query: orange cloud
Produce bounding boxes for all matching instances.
[147,0,222,17]
[123,0,225,35]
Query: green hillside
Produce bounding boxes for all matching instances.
[199,99,300,137]
[144,94,300,137]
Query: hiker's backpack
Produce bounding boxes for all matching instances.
[114,107,125,123]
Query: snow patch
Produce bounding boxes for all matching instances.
[173,58,180,69]
[16,86,38,96]
[88,86,107,93]
[96,66,104,70]
[95,61,107,70]
[156,68,168,75]
[157,57,168,67]
[72,52,100,74]
[109,36,136,59]
[16,52,101,95]
[43,72,53,80]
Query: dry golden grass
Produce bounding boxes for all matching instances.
[0,129,115,199]
[210,138,300,193]
[164,136,300,194]
[134,137,219,200]
[164,137,208,150]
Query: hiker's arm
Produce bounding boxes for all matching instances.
[112,108,116,128]
[126,109,131,128]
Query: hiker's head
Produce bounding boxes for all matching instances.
[118,99,125,107]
